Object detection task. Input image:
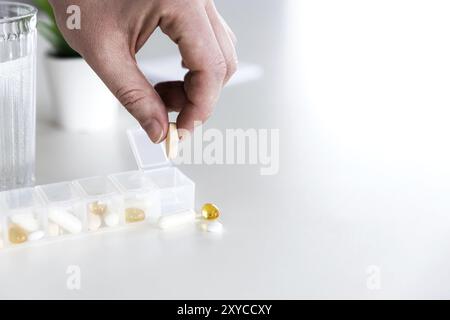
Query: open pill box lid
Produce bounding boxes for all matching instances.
[127,128,171,171]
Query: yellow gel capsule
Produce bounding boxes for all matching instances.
[125,208,146,223]
[89,201,107,215]
[9,225,28,244]
[201,203,220,220]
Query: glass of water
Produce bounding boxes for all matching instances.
[0,2,37,191]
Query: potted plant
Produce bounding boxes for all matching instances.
[34,0,118,132]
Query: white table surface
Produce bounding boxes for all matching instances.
[2,0,450,299]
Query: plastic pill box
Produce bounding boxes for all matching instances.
[0,128,195,250]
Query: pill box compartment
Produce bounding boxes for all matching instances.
[0,128,197,250]
[0,187,46,247]
[122,128,195,219]
[37,182,86,237]
[73,176,124,231]
[142,167,194,216]
[109,170,161,224]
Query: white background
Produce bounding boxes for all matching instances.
[1,0,450,299]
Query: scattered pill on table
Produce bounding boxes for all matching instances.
[158,210,196,229]
[200,220,224,234]
[201,203,220,220]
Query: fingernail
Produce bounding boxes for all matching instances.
[147,119,164,143]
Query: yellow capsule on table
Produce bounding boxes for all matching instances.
[201,203,220,220]
[9,225,28,244]
[89,201,108,215]
[125,208,146,223]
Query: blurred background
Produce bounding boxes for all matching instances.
[2,0,450,299]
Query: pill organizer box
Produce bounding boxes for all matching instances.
[0,128,195,250]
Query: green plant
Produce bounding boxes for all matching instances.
[33,0,80,57]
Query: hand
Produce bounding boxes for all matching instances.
[49,0,237,142]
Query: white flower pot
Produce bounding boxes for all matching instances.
[45,55,118,132]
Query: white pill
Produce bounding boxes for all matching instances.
[104,211,119,227]
[28,230,45,242]
[165,122,179,159]
[49,209,82,234]
[47,222,60,237]
[10,213,39,233]
[87,213,102,231]
[202,221,224,234]
[158,210,195,229]
[0,239,3,249]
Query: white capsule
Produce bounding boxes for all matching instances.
[0,239,4,249]
[87,213,102,231]
[28,230,45,242]
[10,213,39,233]
[47,222,60,237]
[158,210,195,229]
[104,211,119,227]
[48,208,82,234]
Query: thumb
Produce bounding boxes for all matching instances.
[84,44,168,143]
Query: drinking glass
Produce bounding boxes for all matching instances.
[0,2,37,191]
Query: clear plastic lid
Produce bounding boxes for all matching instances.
[0,187,43,213]
[127,128,171,171]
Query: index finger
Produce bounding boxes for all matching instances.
[159,5,227,132]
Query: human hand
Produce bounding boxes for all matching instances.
[49,0,237,142]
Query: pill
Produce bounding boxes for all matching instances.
[125,208,146,223]
[10,213,39,232]
[28,230,45,242]
[201,203,220,220]
[88,201,107,216]
[104,211,119,227]
[158,210,196,229]
[49,209,82,234]
[165,122,179,159]
[200,221,224,234]
[48,222,60,237]
[88,213,102,231]
[9,225,28,244]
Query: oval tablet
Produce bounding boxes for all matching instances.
[104,211,119,227]
[205,221,223,233]
[165,122,179,159]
